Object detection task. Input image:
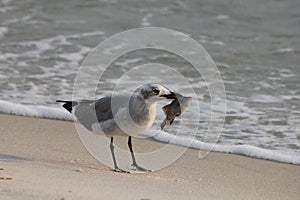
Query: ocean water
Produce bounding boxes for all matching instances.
[0,0,299,164]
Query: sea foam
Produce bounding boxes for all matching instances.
[142,130,300,165]
[0,100,72,121]
[0,100,299,165]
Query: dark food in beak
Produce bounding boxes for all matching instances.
[160,93,192,130]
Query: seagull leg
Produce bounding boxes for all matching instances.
[128,136,151,172]
[110,137,130,173]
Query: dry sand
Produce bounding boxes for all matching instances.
[0,114,299,200]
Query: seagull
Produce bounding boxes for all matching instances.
[57,83,177,173]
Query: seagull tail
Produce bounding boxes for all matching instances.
[56,100,78,113]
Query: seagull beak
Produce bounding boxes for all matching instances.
[160,91,177,99]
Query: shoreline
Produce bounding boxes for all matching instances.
[1,114,299,199]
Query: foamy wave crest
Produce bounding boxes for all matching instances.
[142,130,300,165]
[0,100,72,121]
[1,100,299,165]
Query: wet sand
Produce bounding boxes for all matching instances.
[0,114,299,200]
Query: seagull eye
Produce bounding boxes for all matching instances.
[152,88,160,95]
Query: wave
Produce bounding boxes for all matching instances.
[142,130,300,165]
[0,100,72,121]
[0,100,299,165]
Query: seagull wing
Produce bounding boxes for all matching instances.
[74,96,129,131]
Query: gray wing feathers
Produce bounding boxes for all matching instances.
[74,96,129,131]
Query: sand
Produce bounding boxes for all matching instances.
[0,114,299,200]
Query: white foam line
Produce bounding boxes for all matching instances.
[0,100,299,165]
[0,100,73,121]
[142,130,300,165]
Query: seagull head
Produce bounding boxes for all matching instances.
[138,83,177,104]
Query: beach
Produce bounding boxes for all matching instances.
[1,114,299,200]
[1,0,300,199]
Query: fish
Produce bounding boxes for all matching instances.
[160,93,192,130]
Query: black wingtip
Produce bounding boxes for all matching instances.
[56,100,77,113]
